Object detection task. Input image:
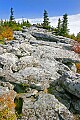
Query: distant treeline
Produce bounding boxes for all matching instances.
[0,8,80,42]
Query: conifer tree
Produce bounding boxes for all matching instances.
[61,13,69,36]
[43,10,50,29]
[56,18,61,35]
[26,20,31,27]
[22,20,26,26]
[4,20,8,26]
[21,19,31,27]
[10,7,15,21]
[0,19,3,26]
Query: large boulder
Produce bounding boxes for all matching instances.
[22,93,74,120]
[58,71,80,98]
[0,53,18,75]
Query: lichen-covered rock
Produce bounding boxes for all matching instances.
[17,56,40,70]
[22,93,74,120]
[0,53,18,74]
[59,71,80,98]
[0,81,14,90]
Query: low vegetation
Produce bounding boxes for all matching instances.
[75,63,80,74]
[0,7,31,44]
[0,19,31,44]
[0,91,16,120]
[0,26,13,42]
[72,42,80,54]
[14,97,23,118]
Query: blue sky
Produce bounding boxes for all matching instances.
[0,0,80,19]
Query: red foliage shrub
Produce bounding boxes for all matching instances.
[72,41,80,54]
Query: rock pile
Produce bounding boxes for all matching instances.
[0,26,80,120]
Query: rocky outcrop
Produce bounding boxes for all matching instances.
[0,26,80,119]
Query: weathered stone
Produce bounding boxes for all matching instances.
[22,93,74,120]
[0,45,7,54]
[17,56,40,70]
[0,81,14,90]
[59,71,80,98]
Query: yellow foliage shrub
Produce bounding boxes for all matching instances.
[75,63,80,74]
[0,26,13,41]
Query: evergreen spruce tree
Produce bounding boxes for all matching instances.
[21,19,31,27]
[61,13,69,36]
[4,20,8,26]
[10,7,15,21]
[22,20,26,26]
[9,7,15,28]
[0,19,3,26]
[17,21,20,26]
[26,20,31,27]
[27,20,29,24]
[43,10,50,29]
[56,18,61,35]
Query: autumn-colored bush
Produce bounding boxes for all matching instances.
[0,26,13,42]
[75,63,80,74]
[0,91,16,120]
[72,42,80,54]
